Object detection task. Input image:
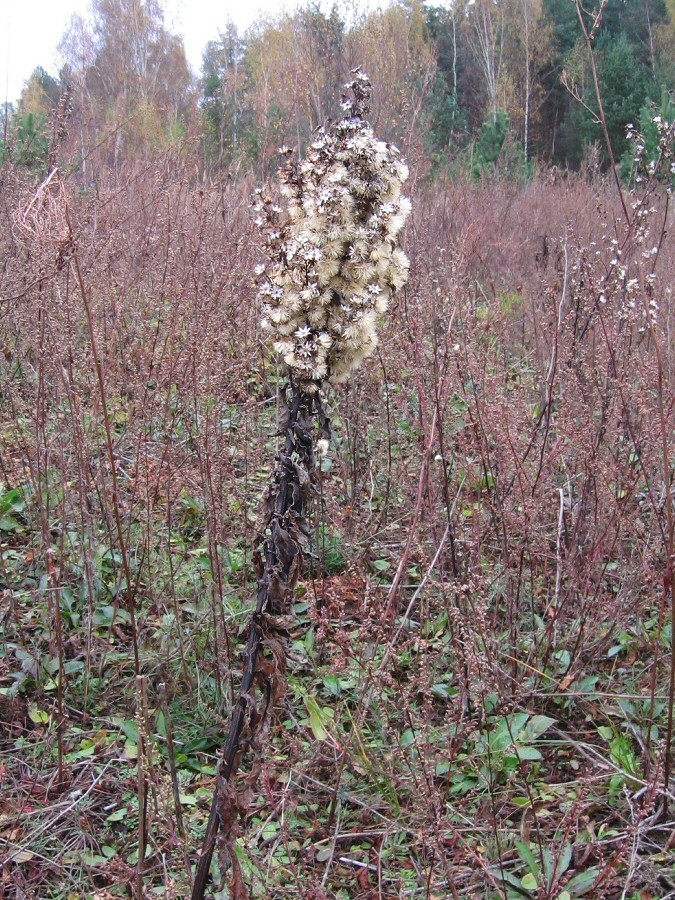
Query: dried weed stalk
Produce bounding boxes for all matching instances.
[192,70,410,898]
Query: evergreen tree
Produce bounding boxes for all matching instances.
[561,32,653,165]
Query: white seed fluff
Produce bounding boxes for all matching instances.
[254,70,410,391]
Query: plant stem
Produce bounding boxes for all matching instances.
[64,198,142,677]
[574,0,630,227]
[191,385,312,900]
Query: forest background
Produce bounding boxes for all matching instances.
[4,0,675,180]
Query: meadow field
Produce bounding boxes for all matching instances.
[2,1,675,890]
[0,140,673,899]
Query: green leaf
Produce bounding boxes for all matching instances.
[63,660,85,675]
[488,867,524,890]
[156,711,166,738]
[515,839,539,876]
[106,807,127,823]
[577,675,598,694]
[509,712,531,737]
[94,605,115,626]
[515,746,543,761]
[557,842,573,878]
[565,867,600,895]
[323,675,340,696]
[542,847,555,885]
[490,713,529,751]
[115,719,139,743]
[46,657,61,675]
[400,728,415,748]
[524,715,556,741]
[0,487,26,516]
[303,694,329,742]
[261,821,278,841]
[0,515,21,532]
[552,649,570,670]
[28,704,50,724]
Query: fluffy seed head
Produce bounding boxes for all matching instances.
[255,69,411,391]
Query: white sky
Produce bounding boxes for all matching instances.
[0,0,302,107]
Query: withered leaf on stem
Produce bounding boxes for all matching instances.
[273,521,298,569]
[292,459,311,489]
[257,489,275,534]
[262,634,288,674]
[263,612,297,631]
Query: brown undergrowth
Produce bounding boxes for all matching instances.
[0,145,673,898]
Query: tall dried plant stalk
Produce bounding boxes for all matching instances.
[192,70,410,898]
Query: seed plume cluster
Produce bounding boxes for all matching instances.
[254,70,411,391]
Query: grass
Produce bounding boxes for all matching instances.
[0,149,673,898]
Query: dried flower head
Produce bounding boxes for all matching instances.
[255,69,410,391]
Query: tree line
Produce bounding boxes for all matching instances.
[2,0,675,180]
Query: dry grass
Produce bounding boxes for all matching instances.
[0,146,673,898]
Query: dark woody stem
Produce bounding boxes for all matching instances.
[191,383,323,900]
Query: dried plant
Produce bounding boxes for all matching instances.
[192,70,411,898]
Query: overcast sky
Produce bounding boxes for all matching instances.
[0,0,313,107]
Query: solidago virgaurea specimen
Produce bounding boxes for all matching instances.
[254,69,411,389]
[192,71,410,900]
